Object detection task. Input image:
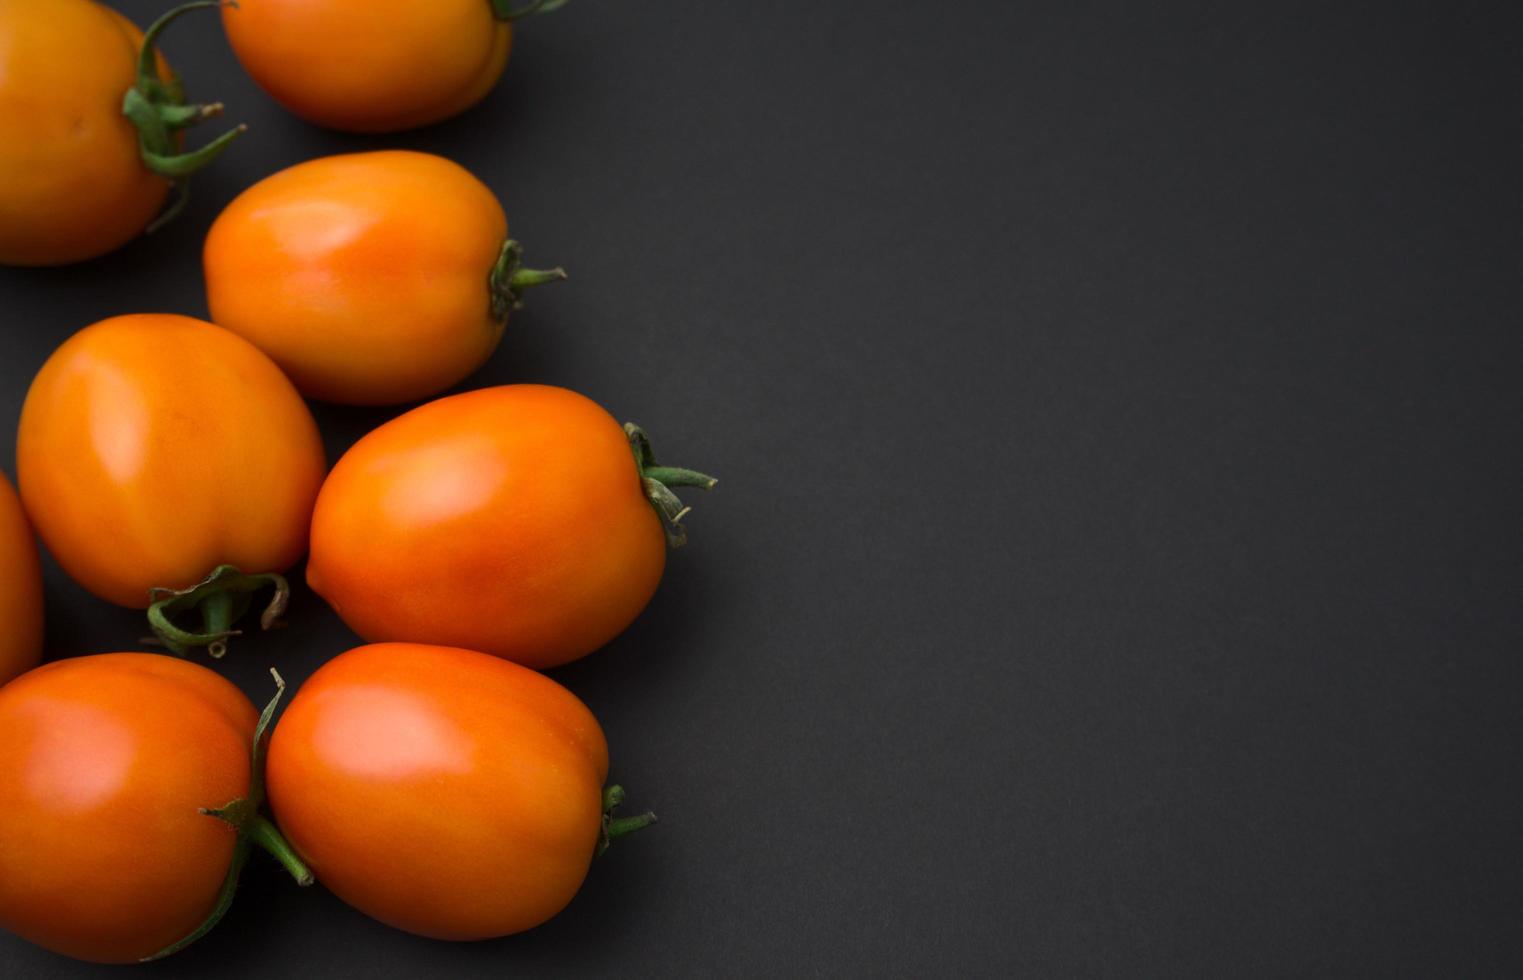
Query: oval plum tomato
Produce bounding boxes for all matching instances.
[266,642,654,940]
[0,1,245,266]
[203,150,565,406]
[0,654,309,963]
[16,314,325,657]
[221,0,567,133]
[0,472,42,685]
[306,385,716,668]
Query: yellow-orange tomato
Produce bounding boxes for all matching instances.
[0,473,42,685]
[0,0,242,266]
[268,642,652,939]
[0,654,257,962]
[204,150,564,406]
[308,385,715,668]
[16,315,325,614]
[222,0,564,133]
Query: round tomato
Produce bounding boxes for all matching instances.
[267,642,653,939]
[204,150,565,406]
[222,0,567,133]
[307,385,715,668]
[0,0,244,266]
[16,314,325,656]
[0,654,309,963]
[0,472,42,685]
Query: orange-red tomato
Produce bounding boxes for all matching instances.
[307,385,715,668]
[16,314,325,615]
[268,642,649,939]
[204,150,564,406]
[222,0,564,133]
[0,472,42,685]
[0,0,242,266]
[0,653,258,962]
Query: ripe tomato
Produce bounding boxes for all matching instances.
[221,0,567,133]
[16,314,325,655]
[267,642,654,939]
[0,0,244,266]
[307,385,715,668]
[204,150,565,406]
[0,654,309,963]
[0,472,42,685]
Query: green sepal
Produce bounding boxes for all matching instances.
[597,784,657,857]
[625,423,717,547]
[146,564,289,659]
[490,0,571,23]
[143,670,313,962]
[489,238,567,323]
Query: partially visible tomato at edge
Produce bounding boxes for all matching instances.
[0,472,42,685]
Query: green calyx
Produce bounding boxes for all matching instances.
[121,1,247,232]
[490,0,572,22]
[597,785,657,857]
[147,565,290,659]
[489,238,568,323]
[144,670,314,962]
[626,423,717,548]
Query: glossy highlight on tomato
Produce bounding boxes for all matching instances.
[204,150,565,406]
[0,0,244,266]
[16,314,325,654]
[0,654,263,962]
[267,642,654,940]
[307,385,716,668]
[0,472,42,685]
[222,0,568,133]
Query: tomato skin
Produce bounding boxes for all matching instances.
[16,314,326,609]
[0,473,42,685]
[308,385,667,668]
[0,653,258,963]
[222,1,511,133]
[204,150,511,406]
[267,642,610,939]
[0,0,174,266]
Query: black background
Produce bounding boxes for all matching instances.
[2,1,1522,976]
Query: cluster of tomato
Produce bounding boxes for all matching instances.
[0,0,711,964]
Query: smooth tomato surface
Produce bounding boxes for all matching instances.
[0,472,42,684]
[0,0,173,265]
[222,0,511,132]
[205,151,511,405]
[0,654,257,963]
[308,385,666,668]
[267,642,610,939]
[16,314,325,608]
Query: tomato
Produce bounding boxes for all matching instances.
[0,1,244,266]
[16,314,325,655]
[204,150,565,406]
[0,654,309,963]
[222,0,567,133]
[0,472,42,685]
[307,385,715,668]
[267,642,653,939]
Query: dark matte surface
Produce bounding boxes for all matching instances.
[2,1,1522,976]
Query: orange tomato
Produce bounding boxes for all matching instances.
[222,0,567,133]
[16,314,325,653]
[0,473,42,685]
[204,150,565,406]
[267,642,653,939]
[307,385,715,668]
[0,654,274,962]
[0,0,244,266]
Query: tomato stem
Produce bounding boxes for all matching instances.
[490,0,571,22]
[597,785,657,857]
[625,424,718,548]
[144,670,313,962]
[489,238,568,322]
[123,2,247,232]
[146,565,290,659]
